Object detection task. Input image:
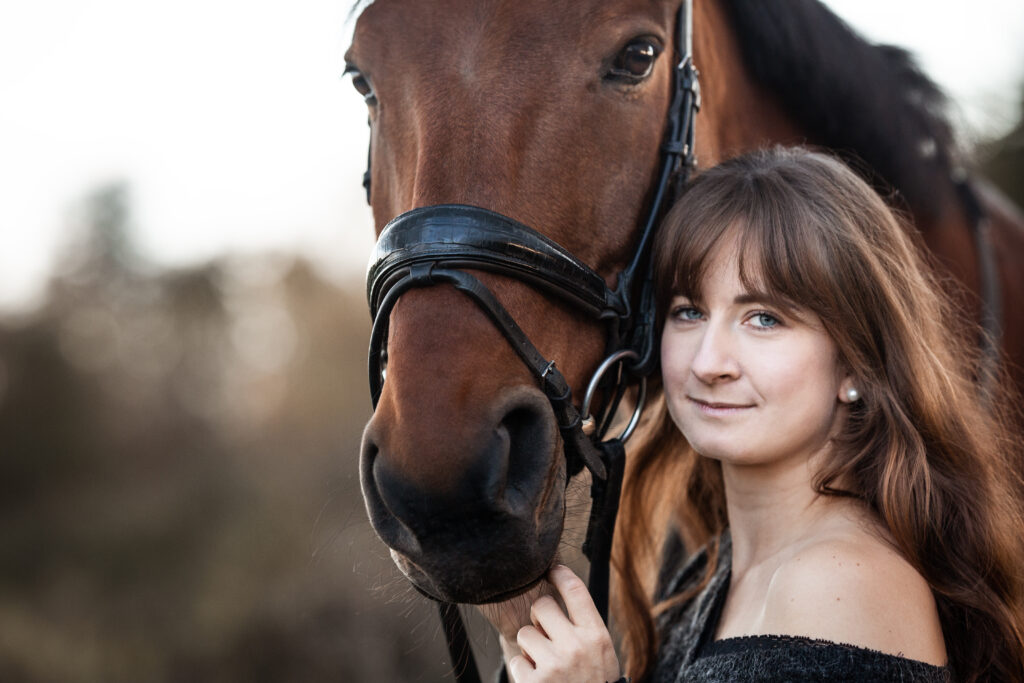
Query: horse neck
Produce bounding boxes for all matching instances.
[688,1,966,246]
[690,0,977,298]
[691,0,804,164]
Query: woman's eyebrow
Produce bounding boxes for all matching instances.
[733,291,801,314]
[733,292,775,305]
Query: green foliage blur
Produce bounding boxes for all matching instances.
[0,185,493,682]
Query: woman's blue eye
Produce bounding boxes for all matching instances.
[751,312,780,328]
[673,306,703,321]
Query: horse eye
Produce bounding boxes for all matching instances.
[344,65,378,105]
[608,39,661,81]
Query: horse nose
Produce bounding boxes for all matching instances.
[360,387,559,555]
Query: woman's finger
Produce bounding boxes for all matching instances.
[508,654,535,682]
[547,564,603,629]
[516,624,555,664]
[513,566,620,682]
[529,594,574,642]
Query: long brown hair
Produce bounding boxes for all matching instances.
[613,147,1024,682]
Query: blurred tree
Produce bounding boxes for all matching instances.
[54,182,140,292]
[83,183,136,274]
[0,183,455,682]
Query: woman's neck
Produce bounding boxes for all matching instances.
[722,451,863,578]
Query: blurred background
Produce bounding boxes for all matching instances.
[1,1,1022,681]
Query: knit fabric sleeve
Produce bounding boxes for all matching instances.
[649,532,954,683]
[685,635,953,682]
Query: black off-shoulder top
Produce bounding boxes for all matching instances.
[649,531,953,682]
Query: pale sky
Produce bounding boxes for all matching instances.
[1,0,1022,313]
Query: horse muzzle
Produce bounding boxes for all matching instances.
[359,386,566,604]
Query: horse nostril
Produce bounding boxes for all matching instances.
[361,388,559,548]
[359,429,422,556]
[488,399,557,514]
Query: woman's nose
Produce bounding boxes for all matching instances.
[690,323,740,383]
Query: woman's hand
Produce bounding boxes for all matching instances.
[508,564,621,683]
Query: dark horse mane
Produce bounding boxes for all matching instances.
[721,0,960,224]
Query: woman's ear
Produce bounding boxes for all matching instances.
[838,376,861,404]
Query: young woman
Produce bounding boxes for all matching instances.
[503,148,1024,682]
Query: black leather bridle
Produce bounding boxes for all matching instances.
[362,3,699,681]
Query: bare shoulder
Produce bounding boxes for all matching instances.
[760,532,947,666]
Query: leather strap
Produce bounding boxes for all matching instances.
[952,176,1002,396]
[369,264,608,480]
[583,439,628,622]
[440,602,482,683]
[369,204,620,322]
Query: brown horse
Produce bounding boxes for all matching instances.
[348,0,1024,620]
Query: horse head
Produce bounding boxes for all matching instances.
[348,0,685,604]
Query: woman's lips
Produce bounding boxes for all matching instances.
[688,396,755,415]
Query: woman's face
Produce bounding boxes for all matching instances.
[660,240,851,469]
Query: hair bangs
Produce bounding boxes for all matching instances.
[655,165,838,326]
[732,182,839,324]
[654,174,750,317]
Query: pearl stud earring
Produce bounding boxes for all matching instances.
[845,387,860,402]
